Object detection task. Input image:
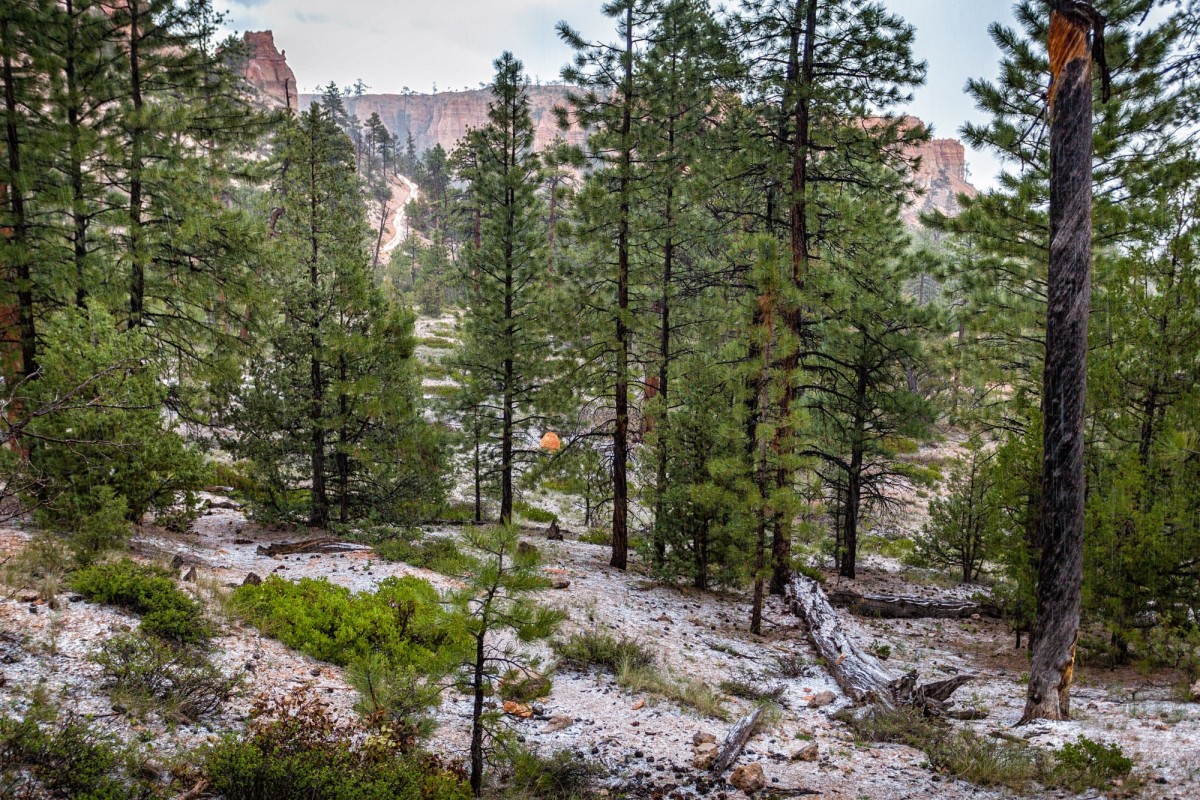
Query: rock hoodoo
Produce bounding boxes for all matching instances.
[240,31,297,110]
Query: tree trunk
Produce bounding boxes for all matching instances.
[308,122,328,529]
[127,0,145,328]
[610,3,633,571]
[652,172,674,567]
[839,457,862,579]
[469,632,486,796]
[1,17,36,379]
[1021,2,1097,724]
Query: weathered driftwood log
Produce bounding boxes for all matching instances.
[785,573,973,713]
[711,704,764,774]
[255,538,369,556]
[828,590,1001,620]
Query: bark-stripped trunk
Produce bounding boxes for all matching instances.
[500,102,517,526]
[1021,2,1099,724]
[127,0,145,328]
[610,4,633,570]
[839,362,869,579]
[1,18,36,379]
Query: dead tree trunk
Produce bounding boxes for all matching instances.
[1022,0,1105,725]
[785,573,972,712]
[712,705,764,774]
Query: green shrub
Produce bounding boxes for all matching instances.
[1051,736,1134,792]
[230,575,463,671]
[70,559,210,645]
[505,747,602,799]
[513,501,557,524]
[719,677,785,705]
[369,527,469,574]
[553,632,656,673]
[578,529,611,546]
[0,698,155,799]
[203,691,469,800]
[348,651,441,740]
[93,632,238,722]
[499,669,553,703]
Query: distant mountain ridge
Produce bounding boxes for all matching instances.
[240,31,976,220]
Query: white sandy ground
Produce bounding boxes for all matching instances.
[4,494,1200,799]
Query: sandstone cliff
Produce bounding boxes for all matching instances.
[240,31,297,110]
[240,32,975,219]
[296,88,588,155]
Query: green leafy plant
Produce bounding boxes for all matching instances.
[70,559,211,644]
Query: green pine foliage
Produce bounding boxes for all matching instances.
[70,558,211,644]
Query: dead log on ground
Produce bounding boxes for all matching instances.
[785,573,973,713]
[256,537,370,556]
[711,704,764,774]
[828,589,1001,620]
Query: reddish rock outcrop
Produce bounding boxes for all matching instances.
[904,135,977,224]
[297,87,587,155]
[240,31,297,110]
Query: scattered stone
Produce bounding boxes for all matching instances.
[310,667,322,677]
[503,701,533,719]
[171,555,185,569]
[28,604,38,614]
[233,538,253,545]
[183,567,197,582]
[808,691,836,708]
[546,521,564,541]
[693,742,719,770]
[1190,678,1200,702]
[551,578,570,590]
[242,572,262,586]
[517,541,540,559]
[18,592,38,603]
[693,731,718,746]
[632,698,646,711]
[544,715,574,733]
[792,743,819,762]
[728,763,766,793]
[208,498,242,510]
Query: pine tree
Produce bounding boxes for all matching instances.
[450,52,559,525]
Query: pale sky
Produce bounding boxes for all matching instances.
[216,0,1021,190]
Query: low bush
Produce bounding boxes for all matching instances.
[70,559,210,644]
[552,632,656,673]
[369,527,470,574]
[499,669,553,703]
[838,707,1138,792]
[0,698,157,799]
[202,691,469,800]
[230,575,463,672]
[513,501,557,524]
[504,747,603,799]
[719,677,785,705]
[348,651,441,743]
[93,632,238,722]
[554,631,725,718]
[578,529,611,546]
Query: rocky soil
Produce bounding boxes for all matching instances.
[3,488,1199,798]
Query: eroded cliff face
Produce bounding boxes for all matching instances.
[296,88,588,154]
[903,135,978,224]
[240,31,297,110]
[239,32,975,219]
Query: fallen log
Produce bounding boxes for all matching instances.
[256,537,370,557]
[828,590,1001,620]
[785,573,973,713]
[711,704,764,774]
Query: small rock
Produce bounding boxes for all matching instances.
[808,691,836,708]
[183,567,197,582]
[551,578,570,590]
[546,521,564,541]
[544,715,574,733]
[310,667,322,677]
[245,661,256,673]
[27,604,38,614]
[693,731,718,746]
[728,763,766,793]
[1190,678,1200,702]
[242,572,262,586]
[170,555,185,569]
[517,541,540,559]
[792,743,819,762]
[503,701,533,719]
[632,698,646,711]
[18,592,38,603]
[233,538,253,545]
[693,742,719,770]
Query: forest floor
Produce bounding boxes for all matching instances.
[3,483,1199,799]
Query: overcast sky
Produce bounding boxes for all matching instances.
[216,0,1021,189]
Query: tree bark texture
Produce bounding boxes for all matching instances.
[1022,2,1096,724]
[610,3,633,570]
